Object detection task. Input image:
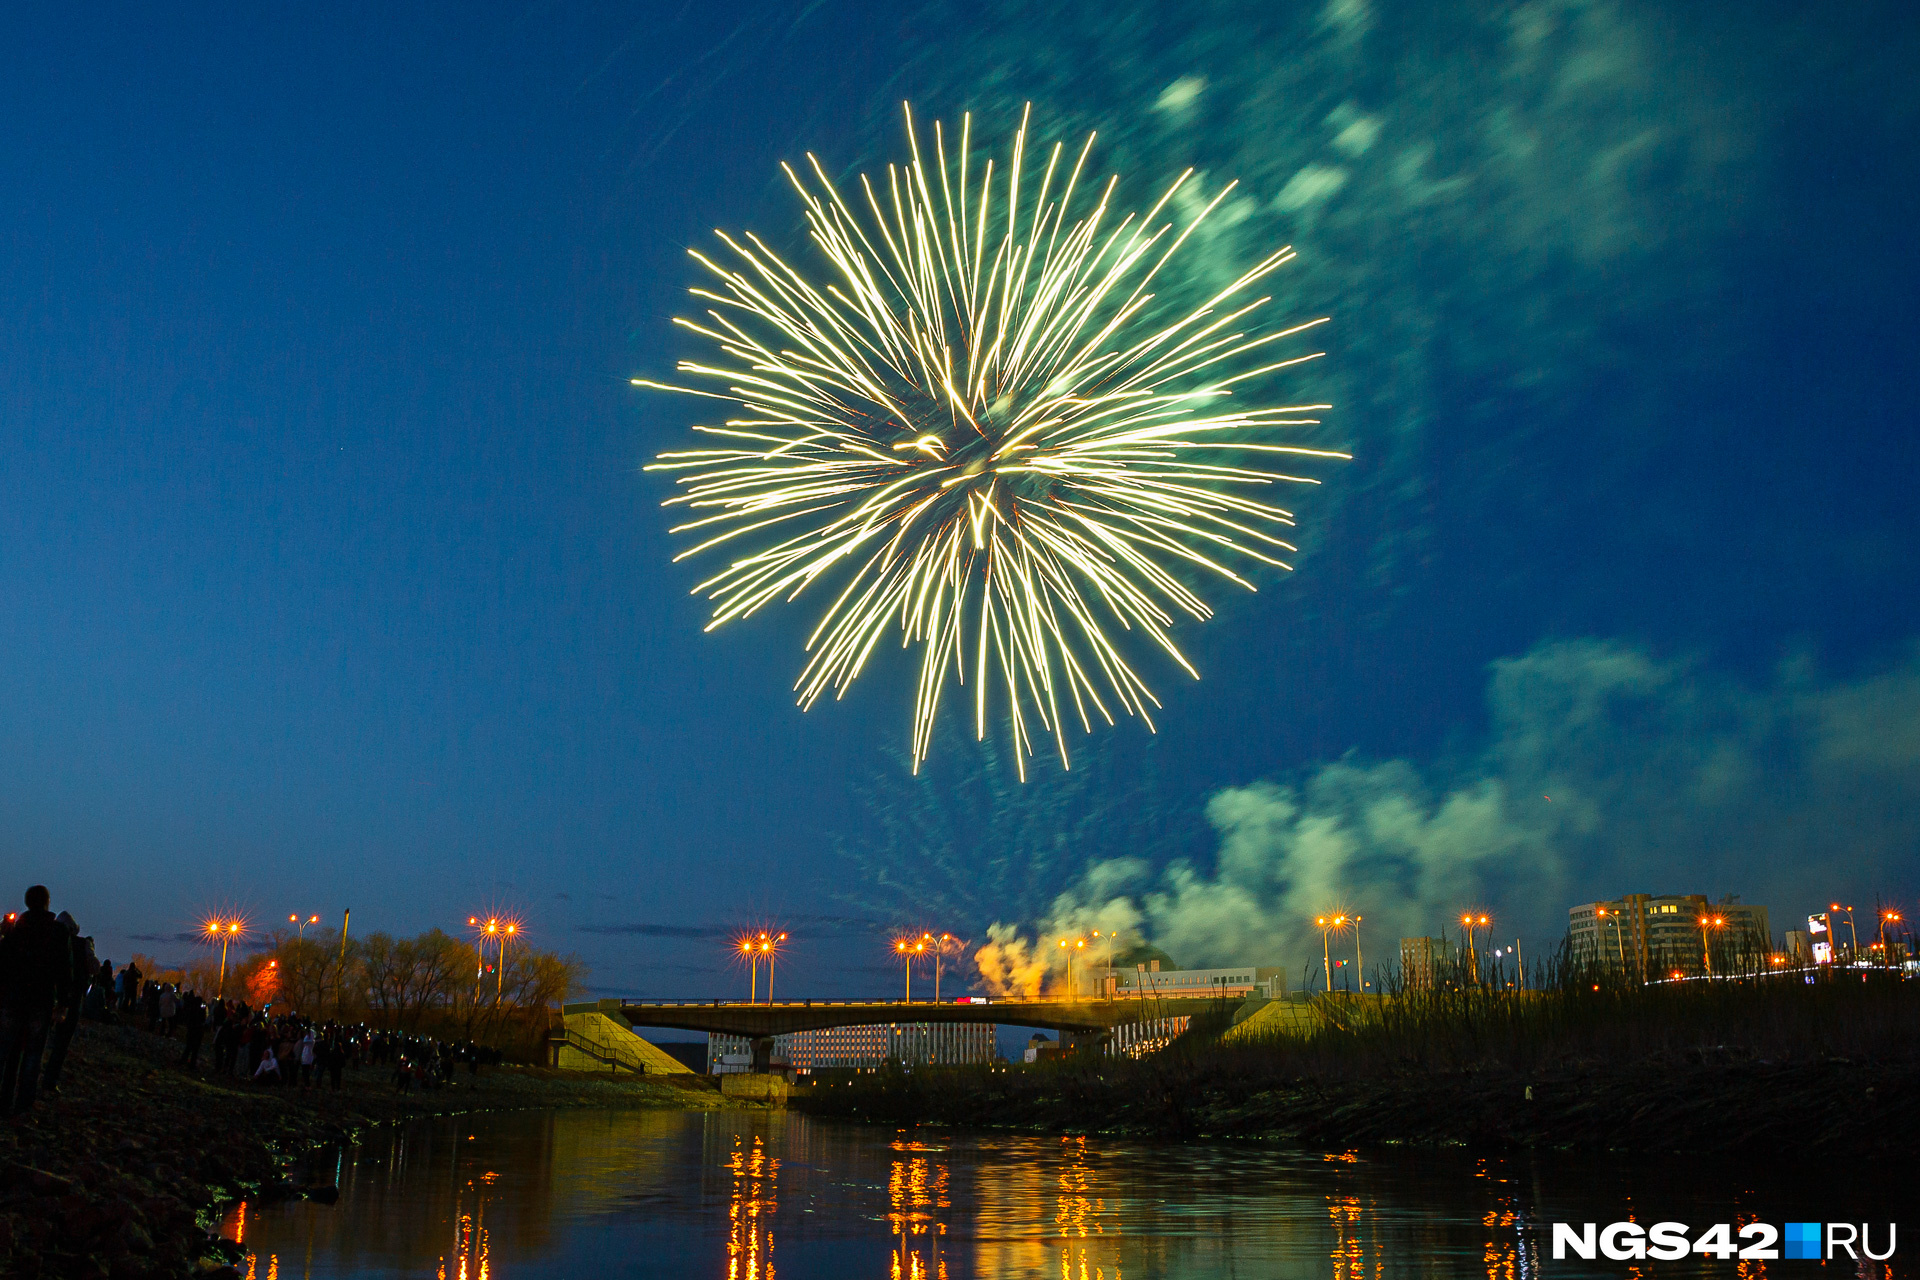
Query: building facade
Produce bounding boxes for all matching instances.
[1112,964,1286,999]
[1399,936,1459,989]
[708,1022,996,1073]
[1568,894,1771,979]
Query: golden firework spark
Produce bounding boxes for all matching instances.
[642,105,1341,775]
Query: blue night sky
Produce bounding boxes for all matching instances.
[3,1,1917,999]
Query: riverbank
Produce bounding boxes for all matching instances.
[0,1020,726,1280]
[796,1046,1920,1155]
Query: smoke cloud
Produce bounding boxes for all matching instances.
[974,639,1920,990]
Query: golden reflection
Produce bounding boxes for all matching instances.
[888,1136,952,1280]
[726,1131,780,1280]
[1329,1193,1367,1280]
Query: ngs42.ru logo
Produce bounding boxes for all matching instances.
[1552,1221,1897,1262]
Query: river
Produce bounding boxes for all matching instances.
[220,1107,1901,1279]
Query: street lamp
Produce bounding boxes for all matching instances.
[1085,929,1119,998]
[288,913,320,941]
[1830,904,1858,963]
[1459,914,1489,985]
[1057,937,1086,998]
[921,932,960,1002]
[760,932,786,1002]
[1878,909,1903,968]
[204,918,244,999]
[1594,905,1628,975]
[1315,915,1348,995]
[1698,914,1725,977]
[894,938,925,1001]
[468,916,518,1001]
[739,937,759,1002]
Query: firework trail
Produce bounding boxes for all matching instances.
[642,105,1340,774]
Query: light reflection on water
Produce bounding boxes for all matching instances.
[218,1108,1894,1280]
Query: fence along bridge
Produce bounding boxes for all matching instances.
[556,995,1255,1074]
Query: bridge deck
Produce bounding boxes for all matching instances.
[571,996,1242,1039]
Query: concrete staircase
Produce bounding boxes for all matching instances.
[554,1003,695,1075]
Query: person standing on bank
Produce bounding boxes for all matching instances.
[0,885,75,1116]
[39,912,95,1096]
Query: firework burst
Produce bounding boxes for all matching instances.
[642,105,1341,775]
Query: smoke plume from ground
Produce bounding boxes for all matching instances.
[974,639,1920,991]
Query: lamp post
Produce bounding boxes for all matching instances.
[1085,929,1118,998]
[1315,915,1347,995]
[1460,914,1488,985]
[205,919,243,999]
[289,913,319,941]
[739,938,759,1002]
[761,932,786,1002]
[1595,905,1629,975]
[1878,910,1902,968]
[1352,915,1364,991]
[895,938,924,1001]
[1698,914,1725,977]
[922,932,958,1002]
[1830,904,1858,963]
[469,917,517,1002]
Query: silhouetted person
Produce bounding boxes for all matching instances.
[39,914,95,1095]
[179,992,209,1068]
[0,886,74,1115]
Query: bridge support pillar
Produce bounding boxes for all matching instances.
[1064,1030,1109,1057]
[751,1036,776,1073]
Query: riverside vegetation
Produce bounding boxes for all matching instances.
[796,957,1920,1158]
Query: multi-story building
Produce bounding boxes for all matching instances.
[708,1022,996,1074]
[1399,936,1458,989]
[1568,894,1771,979]
[1111,963,1287,999]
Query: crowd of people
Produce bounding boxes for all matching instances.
[0,884,508,1117]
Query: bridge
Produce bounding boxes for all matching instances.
[558,994,1246,1073]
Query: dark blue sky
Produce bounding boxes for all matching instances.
[3,1,1916,996]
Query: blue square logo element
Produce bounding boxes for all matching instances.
[1784,1222,1822,1260]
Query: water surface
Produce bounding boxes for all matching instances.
[222,1107,1901,1279]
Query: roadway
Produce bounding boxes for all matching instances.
[566,995,1236,1039]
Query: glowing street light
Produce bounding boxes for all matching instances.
[1697,914,1725,977]
[894,937,926,1002]
[469,916,520,1001]
[760,932,787,1002]
[1459,913,1489,984]
[288,913,320,941]
[1594,905,1628,975]
[1830,904,1858,962]
[1878,909,1903,968]
[1057,936,1087,998]
[204,918,245,998]
[1315,915,1349,995]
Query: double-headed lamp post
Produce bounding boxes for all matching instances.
[1698,914,1725,977]
[1460,914,1489,984]
[1830,904,1858,962]
[1315,915,1348,995]
[894,937,926,1001]
[205,919,243,998]
[921,932,958,1002]
[1878,909,1903,967]
[1057,936,1087,998]
[752,932,775,997]
[289,913,320,941]
[469,916,518,1000]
